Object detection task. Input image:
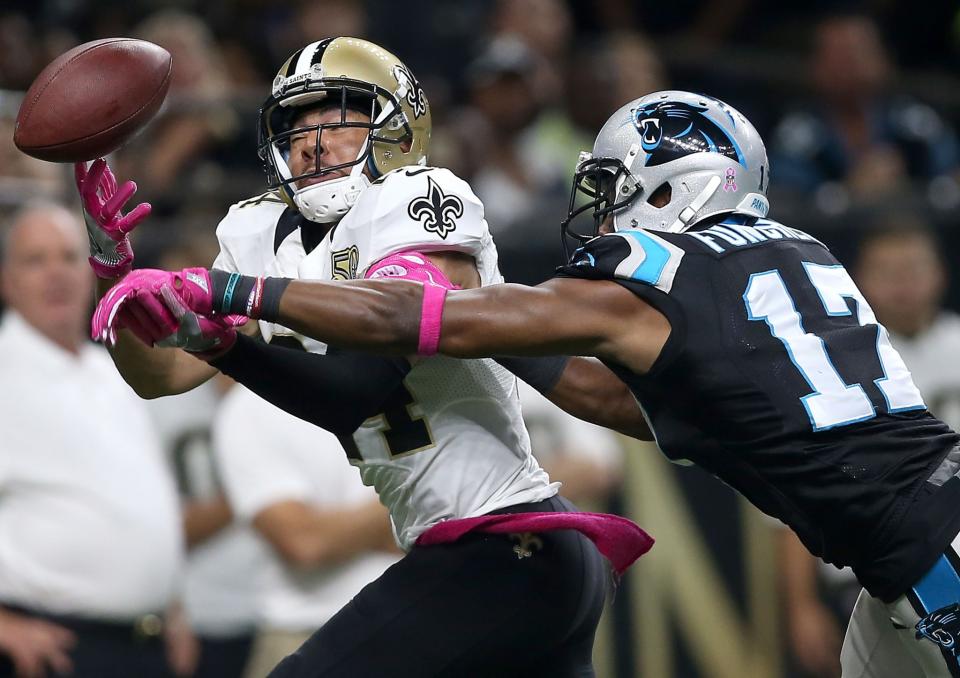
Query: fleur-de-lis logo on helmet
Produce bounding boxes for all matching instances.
[393,64,427,119]
[407,176,464,239]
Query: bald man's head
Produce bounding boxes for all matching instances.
[1,203,92,352]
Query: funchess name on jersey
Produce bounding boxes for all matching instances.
[688,220,820,254]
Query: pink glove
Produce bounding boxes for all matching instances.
[75,159,152,279]
[92,268,217,346]
[92,270,177,346]
[155,286,246,360]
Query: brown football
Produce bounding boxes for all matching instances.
[14,38,172,162]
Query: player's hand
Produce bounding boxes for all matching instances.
[0,609,76,678]
[91,268,244,359]
[75,158,151,279]
[154,285,246,360]
[92,268,218,346]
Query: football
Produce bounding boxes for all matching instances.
[14,38,172,162]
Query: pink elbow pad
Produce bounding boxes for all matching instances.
[365,251,458,356]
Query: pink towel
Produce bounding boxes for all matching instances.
[415,511,654,575]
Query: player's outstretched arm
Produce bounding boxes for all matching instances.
[547,358,654,441]
[77,156,223,398]
[209,334,410,436]
[97,276,224,398]
[497,353,652,441]
[273,275,668,374]
[95,269,669,400]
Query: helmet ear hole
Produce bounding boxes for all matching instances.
[647,182,672,208]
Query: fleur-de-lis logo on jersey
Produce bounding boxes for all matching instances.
[510,532,544,560]
[407,176,463,239]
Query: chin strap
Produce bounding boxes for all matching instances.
[293,172,370,223]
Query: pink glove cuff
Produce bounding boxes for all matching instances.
[88,256,132,280]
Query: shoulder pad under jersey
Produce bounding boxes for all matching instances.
[212,191,288,274]
[335,166,489,275]
[560,230,685,293]
[560,230,684,293]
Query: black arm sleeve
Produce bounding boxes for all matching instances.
[495,355,570,395]
[210,333,410,436]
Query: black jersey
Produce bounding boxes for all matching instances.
[557,216,960,602]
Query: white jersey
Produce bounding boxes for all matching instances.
[212,167,558,549]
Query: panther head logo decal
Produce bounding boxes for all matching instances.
[632,100,745,168]
[407,176,463,239]
[916,603,960,655]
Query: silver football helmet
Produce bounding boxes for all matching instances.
[562,91,769,251]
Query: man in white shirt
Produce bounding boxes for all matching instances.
[0,203,183,678]
[857,223,960,430]
[146,376,265,678]
[212,385,397,678]
[144,240,265,678]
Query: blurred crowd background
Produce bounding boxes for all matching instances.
[2,1,960,677]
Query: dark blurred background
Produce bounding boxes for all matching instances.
[4,0,960,294]
[3,2,960,677]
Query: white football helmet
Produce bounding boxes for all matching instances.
[258,37,431,223]
[562,91,770,252]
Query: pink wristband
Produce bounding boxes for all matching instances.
[418,284,447,356]
[364,251,455,356]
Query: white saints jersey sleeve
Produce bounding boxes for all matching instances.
[209,191,323,349]
[295,167,558,549]
[211,192,290,275]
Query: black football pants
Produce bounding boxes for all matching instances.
[269,495,609,678]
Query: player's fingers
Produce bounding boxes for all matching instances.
[85,159,106,200]
[115,202,152,234]
[118,302,169,346]
[159,284,189,320]
[14,650,44,678]
[103,180,137,218]
[130,293,178,342]
[44,647,73,677]
[42,624,76,649]
[97,165,112,197]
[91,286,130,342]
[101,162,118,195]
[35,623,75,675]
[115,306,156,346]
[73,161,88,190]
